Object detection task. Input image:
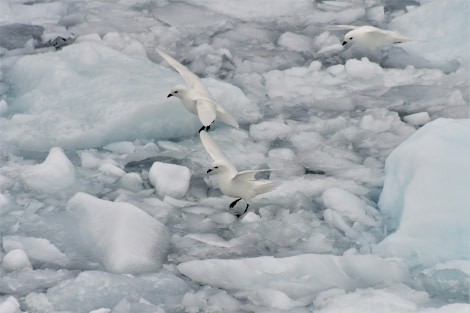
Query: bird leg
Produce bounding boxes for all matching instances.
[229,198,242,208]
[198,121,215,133]
[233,202,249,218]
[242,203,249,215]
[198,125,211,133]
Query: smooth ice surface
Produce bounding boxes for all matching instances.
[67,192,170,273]
[1,41,257,151]
[377,119,470,267]
[149,161,191,198]
[390,0,469,66]
[178,254,410,305]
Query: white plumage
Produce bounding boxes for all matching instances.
[327,25,416,47]
[200,130,280,216]
[156,48,239,132]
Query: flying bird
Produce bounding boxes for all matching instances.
[156,48,239,132]
[200,130,280,217]
[327,25,416,47]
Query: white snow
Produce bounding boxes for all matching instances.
[376,119,470,267]
[149,161,191,198]
[66,192,170,273]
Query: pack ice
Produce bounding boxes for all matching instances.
[0,0,469,312]
[67,192,170,273]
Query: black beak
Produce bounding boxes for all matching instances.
[342,41,347,46]
[206,169,212,173]
[167,93,173,98]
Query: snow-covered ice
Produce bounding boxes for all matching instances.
[178,253,410,308]
[3,236,69,268]
[377,119,470,266]
[67,192,170,273]
[0,0,468,312]
[20,147,75,194]
[149,161,191,198]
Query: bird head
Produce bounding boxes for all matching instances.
[207,160,228,174]
[167,84,187,98]
[342,30,355,46]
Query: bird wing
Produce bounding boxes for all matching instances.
[196,99,217,127]
[233,169,279,183]
[324,25,360,31]
[156,48,211,96]
[215,105,239,129]
[199,130,237,173]
[195,96,239,129]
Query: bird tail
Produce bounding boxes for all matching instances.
[254,181,281,196]
[215,107,239,129]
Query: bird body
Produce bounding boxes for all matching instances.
[327,25,416,47]
[200,131,280,216]
[156,49,238,131]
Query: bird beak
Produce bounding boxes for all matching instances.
[167,93,173,98]
[342,41,347,46]
[206,169,212,173]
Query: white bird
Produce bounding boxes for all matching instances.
[156,48,239,132]
[200,130,280,217]
[327,25,416,47]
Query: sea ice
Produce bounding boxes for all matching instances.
[2,40,257,151]
[389,0,469,66]
[420,260,470,303]
[182,286,241,313]
[314,284,470,313]
[377,118,470,267]
[2,249,32,272]
[0,296,20,313]
[103,141,136,154]
[66,192,170,273]
[178,253,410,304]
[322,187,379,240]
[119,172,144,192]
[278,32,315,53]
[0,269,75,295]
[47,270,189,312]
[20,147,75,194]
[2,236,69,268]
[149,161,191,198]
[403,112,431,126]
[0,0,468,311]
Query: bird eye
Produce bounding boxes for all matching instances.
[174,91,178,94]
[349,37,353,40]
[214,166,218,169]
